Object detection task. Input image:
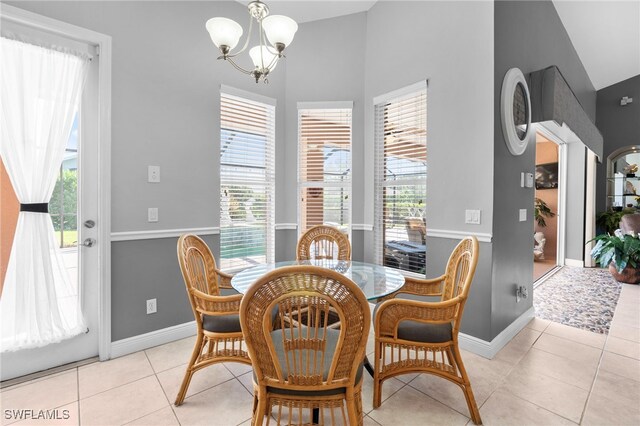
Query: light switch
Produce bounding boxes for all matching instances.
[519,209,527,222]
[148,207,158,222]
[148,166,160,183]
[465,209,481,225]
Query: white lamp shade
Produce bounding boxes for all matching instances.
[262,15,298,48]
[249,46,278,71]
[206,17,243,49]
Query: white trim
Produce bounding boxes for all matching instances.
[111,321,196,359]
[111,227,220,242]
[426,229,492,243]
[565,258,584,267]
[220,84,277,106]
[297,101,353,110]
[275,223,297,230]
[352,224,373,231]
[1,4,114,363]
[459,307,534,359]
[373,80,428,105]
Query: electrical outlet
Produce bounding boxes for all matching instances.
[516,285,528,303]
[148,207,158,222]
[465,209,481,225]
[148,165,160,183]
[146,298,157,314]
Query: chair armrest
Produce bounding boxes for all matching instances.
[216,269,234,289]
[374,296,462,338]
[377,274,445,302]
[190,288,242,316]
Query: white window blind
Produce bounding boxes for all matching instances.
[298,103,352,236]
[220,92,275,271]
[374,84,427,275]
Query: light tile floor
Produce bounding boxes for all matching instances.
[1,284,639,426]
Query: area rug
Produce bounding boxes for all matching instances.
[534,266,622,334]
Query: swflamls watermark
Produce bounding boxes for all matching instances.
[4,409,71,421]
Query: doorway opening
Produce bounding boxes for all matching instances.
[533,132,561,282]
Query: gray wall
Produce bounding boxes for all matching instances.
[362,1,495,338]
[596,75,640,214]
[493,0,597,337]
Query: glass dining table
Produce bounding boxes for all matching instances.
[231,259,406,380]
[230,259,406,301]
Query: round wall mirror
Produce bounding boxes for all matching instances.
[501,68,533,156]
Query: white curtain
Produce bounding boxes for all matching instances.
[0,37,90,352]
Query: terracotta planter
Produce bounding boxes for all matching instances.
[608,263,640,284]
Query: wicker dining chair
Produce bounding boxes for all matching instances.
[296,225,351,261]
[175,234,251,406]
[240,265,371,426]
[373,236,482,424]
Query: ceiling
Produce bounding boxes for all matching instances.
[237,0,639,90]
[242,0,377,23]
[553,0,640,90]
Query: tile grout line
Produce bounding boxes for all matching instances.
[76,367,81,426]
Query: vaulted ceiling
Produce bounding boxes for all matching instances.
[240,0,640,90]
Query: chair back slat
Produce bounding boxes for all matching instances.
[297,225,351,261]
[441,237,478,302]
[177,234,220,297]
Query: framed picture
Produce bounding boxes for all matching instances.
[535,162,558,189]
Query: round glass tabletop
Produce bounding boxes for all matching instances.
[231,260,405,301]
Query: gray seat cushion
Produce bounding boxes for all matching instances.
[373,301,453,343]
[255,327,364,396]
[202,313,241,333]
[397,320,452,343]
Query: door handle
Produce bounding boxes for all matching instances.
[82,238,96,248]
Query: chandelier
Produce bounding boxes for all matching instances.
[206,1,298,83]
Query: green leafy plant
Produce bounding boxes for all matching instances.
[590,233,640,272]
[596,208,635,235]
[534,198,555,227]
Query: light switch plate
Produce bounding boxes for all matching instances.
[148,207,158,222]
[465,209,481,225]
[148,165,160,183]
[519,209,527,222]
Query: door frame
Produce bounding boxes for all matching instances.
[1,4,113,361]
[534,122,567,268]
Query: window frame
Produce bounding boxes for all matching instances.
[219,86,276,272]
[373,81,428,277]
[297,101,353,239]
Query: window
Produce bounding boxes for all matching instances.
[220,90,275,271]
[298,102,352,235]
[374,82,427,274]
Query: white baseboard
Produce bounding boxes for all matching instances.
[565,258,584,267]
[110,321,196,358]
[458,307,534,359]
[110,307,534,361]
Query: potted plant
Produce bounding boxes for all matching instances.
[590,232,640,284]
[534,198,555,227]
[596,208,635,235]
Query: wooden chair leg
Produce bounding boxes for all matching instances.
[373,341,383,408]
[345,388,362,426]
[175,334,205,406]
[452,346,482,425]
[253,390,268,426]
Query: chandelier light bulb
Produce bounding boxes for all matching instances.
[206,17,243,50]
[262,15,298,50]
[249,45,278,71]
